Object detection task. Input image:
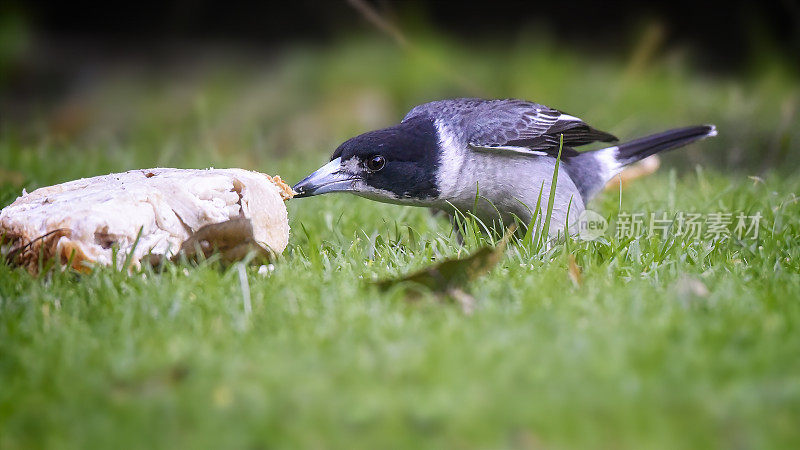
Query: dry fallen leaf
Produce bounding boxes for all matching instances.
[568,254,583,287]
[376,225,515,313]
[175,218,274,265]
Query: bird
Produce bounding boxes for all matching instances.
[292,98,716,237]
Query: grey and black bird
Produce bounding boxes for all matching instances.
[293,98,716,236]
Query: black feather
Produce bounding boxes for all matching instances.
[614,125,716,165]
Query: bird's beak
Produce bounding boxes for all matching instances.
[292,157,359,198]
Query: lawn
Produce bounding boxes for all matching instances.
[1,34,799,449]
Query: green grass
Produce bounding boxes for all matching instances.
[1,32,799,449]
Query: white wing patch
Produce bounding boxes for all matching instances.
[468,143,549,157]
[557,113,583,122]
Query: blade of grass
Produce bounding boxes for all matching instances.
[540,133,564,250]
[122,226,144,273]
[522,181,545,249]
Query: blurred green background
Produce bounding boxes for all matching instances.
[0,1,797,189]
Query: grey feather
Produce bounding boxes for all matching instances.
[403,98,617,154]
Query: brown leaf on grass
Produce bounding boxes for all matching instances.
[568,254,582,287]
[174,218,275,265]
[375,225,515,312]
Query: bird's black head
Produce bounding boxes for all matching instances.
[293,116,441,203]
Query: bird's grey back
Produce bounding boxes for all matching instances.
[404,98,615,152]
[403,98,615,201]
[404,98,555,145]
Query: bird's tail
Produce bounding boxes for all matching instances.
[608,125,717,167]
[568,125,717,200]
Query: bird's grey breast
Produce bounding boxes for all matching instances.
[433,119,584,231]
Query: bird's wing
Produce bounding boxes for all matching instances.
[405,99,618,158]
[468,100,618,155]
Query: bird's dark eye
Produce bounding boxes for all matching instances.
[365,155,386,172]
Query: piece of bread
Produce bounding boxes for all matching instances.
[0,168,293,272]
